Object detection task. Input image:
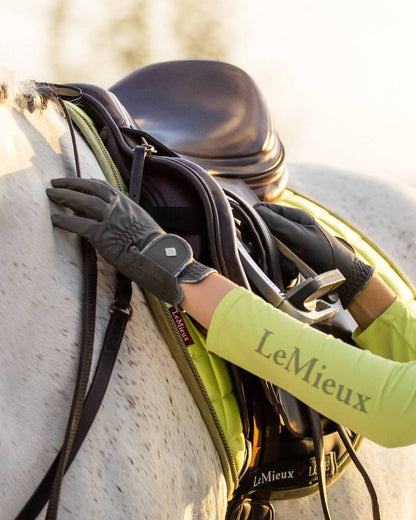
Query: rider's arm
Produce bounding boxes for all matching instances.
[348,274,396,330]
[47,178,416,447]
[181,273,416,448]
[180,272,395,331]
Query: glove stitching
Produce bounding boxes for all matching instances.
[110,222,146,249]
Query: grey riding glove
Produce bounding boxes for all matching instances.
[46,177,216,306]
[255,202,374,308]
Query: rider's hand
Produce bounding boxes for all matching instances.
[254,202,374,308]
[46,177,216,306]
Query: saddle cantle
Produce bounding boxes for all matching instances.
[110,60,288,202]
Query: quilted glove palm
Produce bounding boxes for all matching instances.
[255,202,374,308]
[46,177,215,305]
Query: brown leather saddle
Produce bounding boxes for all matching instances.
[110,60,288,202]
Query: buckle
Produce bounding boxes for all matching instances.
[109,300,133,320]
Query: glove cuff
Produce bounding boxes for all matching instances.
[339,257,375,308]
[178,261,217,284]
[142,234,193,276]
[141,234,216,305]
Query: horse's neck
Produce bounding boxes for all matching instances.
[1,103,228,520]
[0,104,113,495]
[1,104,66,170]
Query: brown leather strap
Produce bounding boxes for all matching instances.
[45,98,97,520]
[308,407,331,520]
[15,89,133,520]
[337,425,381,520]
[15,289,131,520]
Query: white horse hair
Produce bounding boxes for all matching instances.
[0,92,227,520]
[1,84,416,520]
[0,78,52,112]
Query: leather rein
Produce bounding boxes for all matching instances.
[15,87,135,520]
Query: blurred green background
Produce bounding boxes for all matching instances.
[1,0,416,187]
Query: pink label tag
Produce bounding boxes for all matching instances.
[169,307,195,346]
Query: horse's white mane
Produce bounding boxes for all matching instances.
[0,77,55,112]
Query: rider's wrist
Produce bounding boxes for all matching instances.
[339,258,375,308]
[348,273,396,330]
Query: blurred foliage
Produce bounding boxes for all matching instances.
[172,0,230,60]
[47,0,231,84]
[93,1,151,76]
[48,0,70,82]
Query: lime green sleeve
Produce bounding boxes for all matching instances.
[352,298,416,361]
[206,287,416,448]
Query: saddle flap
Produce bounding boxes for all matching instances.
[140,154,249,288]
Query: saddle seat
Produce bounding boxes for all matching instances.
[110,60,288,201]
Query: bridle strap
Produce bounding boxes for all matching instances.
[15,92,133,520]
[45,97,97,520]
[15,283,132,520]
